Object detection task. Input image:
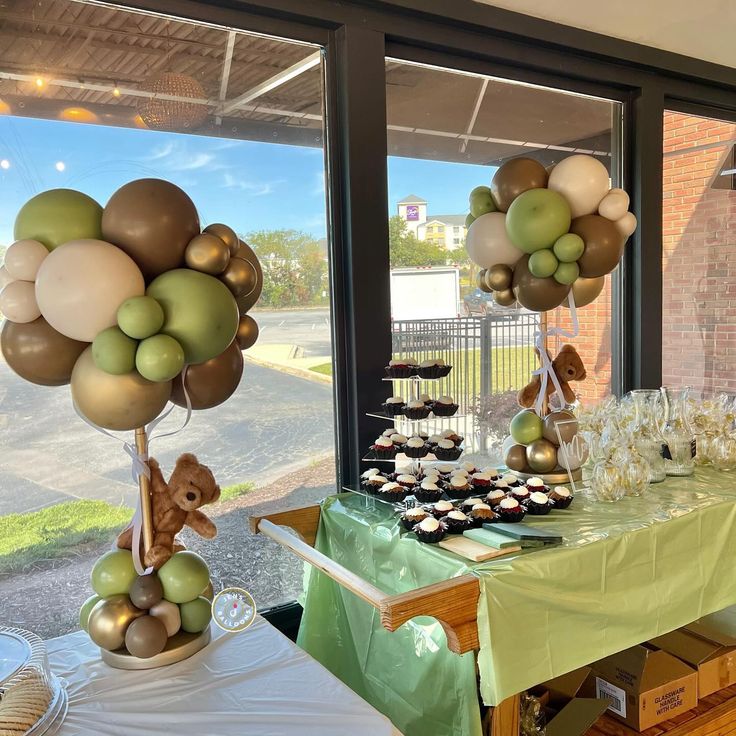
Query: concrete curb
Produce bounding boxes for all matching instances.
[243,355,333,385]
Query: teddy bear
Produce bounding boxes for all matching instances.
[117,452,221,569]
[517,344,587,410]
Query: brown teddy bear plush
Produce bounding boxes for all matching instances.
[117,453,221,569]
[517,344,587,409]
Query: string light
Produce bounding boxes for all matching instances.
[34,77,44,89]
[112,85,121,98]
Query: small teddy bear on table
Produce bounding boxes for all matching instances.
[117,453,221,569]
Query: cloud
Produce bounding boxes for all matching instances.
[147,141,175,161]
[221,172,282,196]
[167,153,215,171]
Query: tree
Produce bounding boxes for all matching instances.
[388,215,448,267]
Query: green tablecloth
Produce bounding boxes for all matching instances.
[297,469,736,736]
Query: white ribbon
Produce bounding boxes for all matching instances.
[532,291,580,416]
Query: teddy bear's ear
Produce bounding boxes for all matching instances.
[176,452,199,468]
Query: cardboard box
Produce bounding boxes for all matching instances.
[582,645,698,731]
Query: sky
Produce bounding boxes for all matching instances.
[0,115,494,245]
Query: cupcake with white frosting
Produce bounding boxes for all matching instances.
[414,478,443,503]
[460,497,484,512]
[418,393,433,406]
[361,467,380,488]
[525,476,550,494]
[443,509,473,534]
[486,488,508,508]
[432,395,459,417]
[496,496,526,523]
[417,357,452,379]
[469,502,498,526]
[414,515,447,543]
[445,473,472,500]
[378,481,409,503]
[403,435,429,459]
[381,395,406,416]
[549,486,573,509]
[400,505,428,531]
[526,491,553,515]
[470,472,494,491]
[364,474,389,495]
[499,473,521,487]
[394,473,418,490]
[434,438,462,461]
[389,432,408,447]
[428,499,455,519]
[370,436,397,459]
[440,429,464,446]
[384,357,419,378]
[403,398,431,420]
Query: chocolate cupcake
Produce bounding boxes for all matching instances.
[419,467,441,484]
[432,395,459,417]
[417,430,430,441]
[434,439,462,461]
[428,499,455,519]
[403,399,431,420]
[460,462,479,474]
[499,473,521,487]
[378,481,409,503]
[394,473,418,491]
[427,434,444,448]
[418,393,433,406]
[525,477,550,495]
[549,486,573,509]
[414,479,444,503]
[460,497,485,512]
[511,486,531,505]
[434,463,457,478]
[471,472,494,492]
[496,497,526,523]
[480,466,502,481]
[440,429,464,446]
[361,467,380,488]
[364,474,389,495]
[486,488,508,509]
[389,432,408,448]
[384,357,419,378]
[392,464,414,479]
[400,506,428,531]
[414,515,447,544]
[403,436,429,459]
[445,474,473,500]
[526,491,553,515]
[469,502,498,527]
[417,358,445,379]
[370,437,397,460]
[443,509,474,534]
[434,358,452,378]
[381,396,405,416]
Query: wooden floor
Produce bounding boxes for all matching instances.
[586,684,736,735]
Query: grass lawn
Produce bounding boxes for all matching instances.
[309,362,333,376]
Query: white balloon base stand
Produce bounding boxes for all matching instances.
[510,467,582,484]
[101,627,211,670]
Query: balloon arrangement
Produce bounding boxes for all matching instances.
[0,178,263,429]
[465,155,637,311]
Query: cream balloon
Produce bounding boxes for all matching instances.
[0,280,40,323]
[614,211,637,238]
[465,212,524,269]
[149,599,181,637]
[548,154,611,218]
[4,239,48,281]
[35,239,144,342]
[0,266,12,288]
[598,188,630,221]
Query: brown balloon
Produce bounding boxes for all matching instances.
[490,157,548,212]
[129,572,164,610]
[564,275,606,308]
[570,215,625,278]
[486,264,513,292]
[494,289,517,307]
[125,614,168,658]
[88,595,144,651]
[71,347,171,431]
[102,178,200,281]
[476,269,492,293]
[526,438,558,473]
[234,240,263,314]
[512,255,571,312]
[184,233,230,275]
[172,339,243,410]
[504,443,528,472]
[220,257,257,298]
[1,317,87,386]
[542,410,578,445]
[236,315,259,350]
[204,223,239,256]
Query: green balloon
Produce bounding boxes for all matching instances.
[469,186,497,218]
[465,212,476,229]
[553,233,585,263]
[528,249,558,278]
[80,594,102,632]
[146,269,239,365]
[91,549,137,598]
[117,296,165,340]
[14,189,102,251]
[158,551,210,604]
[92,327,138,375]
[554,261,580,285]
[505,189,572,254]
[179,596,212,633]
[136,334,184,383]
[510,409,543,445]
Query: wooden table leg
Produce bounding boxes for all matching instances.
[490,694,520,736]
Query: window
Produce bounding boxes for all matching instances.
[662,110,736,393]
[0,0,334,638]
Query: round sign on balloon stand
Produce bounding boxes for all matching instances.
[463,155,637,488]
[1,178,264,669]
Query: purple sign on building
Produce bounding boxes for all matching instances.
[405,205,420,221]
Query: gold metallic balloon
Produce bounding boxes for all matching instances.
[564,275,606,308]
[504,443,528,472]
[220,257,257,298]
[124,614,168,658]
[236,315,259,350]
[526,438,558,473]
[486,264,513,291]
[490,157,548,212]
[71,347,171,431]
[542,410,578,445]
[512,255,571,312]
[494,288,516,307]
[476,269,490,292]
[184,234,230,275]
[204,223,239,256]
[570,215,625,278]
[234,241,263,314]
[88,595,144,651]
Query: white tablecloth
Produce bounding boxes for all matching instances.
[48,616,401,736]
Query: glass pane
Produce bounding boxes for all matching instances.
[386,59,622,462]
[0,0,333,638]
[662,110,736,394]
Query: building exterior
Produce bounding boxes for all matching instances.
[397,194,467,251]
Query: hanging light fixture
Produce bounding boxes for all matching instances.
[137,73,209,131]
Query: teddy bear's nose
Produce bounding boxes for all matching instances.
[186,492,196,501]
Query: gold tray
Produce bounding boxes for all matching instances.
[100,627,211,670]
[509,467,582,484]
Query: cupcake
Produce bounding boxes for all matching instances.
[434,438,462,461]
[480,466,502,480]
[414,478,443,503]
[445,474,472,500]
[389,432,408,447]
[364,474,389,494]
[417,358,445,379]
[511,486,531,505]
[427,435,444,450]
[361,467,380,488]
[460,462,479,474]
[370,437,397,460]
[525,477,550,494]
[382,428,397,438]
[443,509,474,534]
[500,473,521,487]
[428,500,455,519]
[419,393,433,406]
[469,502,498,526]
[460,497,484,512]
[471,472,494,492]
[400,506,428,531]
[384,357,419,378]
[414,515,447,544]
[526,491,553,515]
[434,358,452,378]
[496,497,526,523]
[549,486,573,509]
[450,468,469,479]
[435,463,457,478]
[492,480,510,492]
[392,464,414,479]
[417,430,430,441]
[440,429,464,446]
[403,436,429,459]
[432,395,459,417]
[486,488,508,509]
[403,399,431,420]
[394,473,418,491]
[378,481,409,503]
[419,467,440,483]
[382,396,405,416]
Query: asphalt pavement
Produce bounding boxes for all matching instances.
[252,307,332,357]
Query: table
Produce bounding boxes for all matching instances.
[48,616,402,736]
[290,469,736,736]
